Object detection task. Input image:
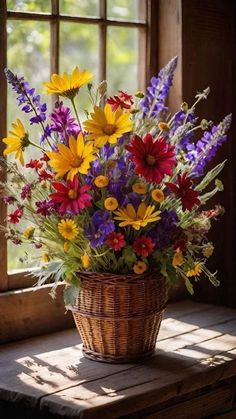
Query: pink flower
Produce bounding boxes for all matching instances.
[50,176,92,214]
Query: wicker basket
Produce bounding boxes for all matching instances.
[72,272,168,363]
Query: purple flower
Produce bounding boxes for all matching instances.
[49,101,80,143]
[35,200,54,216]
[85,210,115,248]
[5,69,48,129]
[186,114,232,176]
[20,183,33,200]
[2,196,16,205]
[140,56,178,118]
[150,210,178,249]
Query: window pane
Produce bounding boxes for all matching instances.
[7,0,50,13]
[7,20,50,272]
[107,27,138,95]
[60,0,99,17]
[107,0,141,20]
[60,22,99,118]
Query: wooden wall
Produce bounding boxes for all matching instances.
[157,0,236,306]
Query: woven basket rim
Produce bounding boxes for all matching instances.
[76,270,163,281]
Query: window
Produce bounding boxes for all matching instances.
[0,0,156,291]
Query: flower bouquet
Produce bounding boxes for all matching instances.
[0,57,231,362]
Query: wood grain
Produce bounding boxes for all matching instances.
[0,301,236,418]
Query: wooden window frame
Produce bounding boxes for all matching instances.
[0,0,159,294]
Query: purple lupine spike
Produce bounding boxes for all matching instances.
[5,68,48,129]
[186,114,232,177]
[140,56,178,118]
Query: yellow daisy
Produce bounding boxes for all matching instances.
[83,104,133,147]
[114,202,161,230]
[151,189,164,203]
[132,183,147,194]
[186,262,202,277]
[104,197,118,211]
[94,175,109,188]
[43,67,93,99]
[133,261,147,275]
[47,133,97,180]
[58,219,79,241]
[2,119,30,165]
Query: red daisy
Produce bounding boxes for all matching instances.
[50,176,92,214]
[166,173,201,211]
[107,90,134,111]
[126,134,176,184]
[133,236,155,257]
[8,208,23,224]
[106,232,126,251]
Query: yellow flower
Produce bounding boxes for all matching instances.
[2,119,30,165]
[58,219,79,241]
[63,241,71,252]
[94,175,109,188]
[81,254,90,269]
[186,262,202,277]
[151,189,164,203]
[133,261,147,275]
[114,202,161,230]
[202,243,214,258]
[47,133,97,180]
[83,104,133,147]
[172,249,183,267]
[23,226,35,240]
[43,67,93,99]
[158,122,170,131]
[132,183,147,194]
[41,253,50,263]
[104,197,118,211]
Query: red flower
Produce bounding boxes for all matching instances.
[25,159,43,171]
[40,154,50,162]
[8,208,23,224]
[38,169,53,180]
[133,236,155,257]
[107,90,134,111]
[126,134,176,183]
[50,176,92,214]
[106,232,126,251]
[166,173,201,211]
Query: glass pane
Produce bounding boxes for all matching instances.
[107,27,138,95]
[60,22,99,119]
[7,0,50,13]
[7,20,50,272]
[60,0,98,17]
[107,0,140,20]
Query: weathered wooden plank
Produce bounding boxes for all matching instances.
[144,384,235,419]
[39,334,236,418]
[214,410,236,419]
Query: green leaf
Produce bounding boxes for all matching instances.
[208,274,220,287]
[195,161,226,191]
[64,285,80,308]
[185,278,194,295]
[122,246,137,263]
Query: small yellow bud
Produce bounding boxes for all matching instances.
[63,241,71,252]
[81,254,90,269]
[181,102,188,112]
[158,122,170,132]
[41,253,50,263]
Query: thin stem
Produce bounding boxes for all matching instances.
[71,97,83,134]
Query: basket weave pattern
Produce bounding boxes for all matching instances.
[73,272,168,363]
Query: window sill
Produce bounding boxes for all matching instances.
[1,300,236,418]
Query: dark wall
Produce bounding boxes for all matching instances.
[181,0,236,306]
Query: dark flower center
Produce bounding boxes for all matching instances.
[103,124,116,136]
[145,154,156,166]
[68,189,77,199]
[21,133,30,149]
[71,156,84,168]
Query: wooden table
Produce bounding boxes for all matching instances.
[1,300,236,419]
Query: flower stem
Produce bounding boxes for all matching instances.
[71,97,83,134]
